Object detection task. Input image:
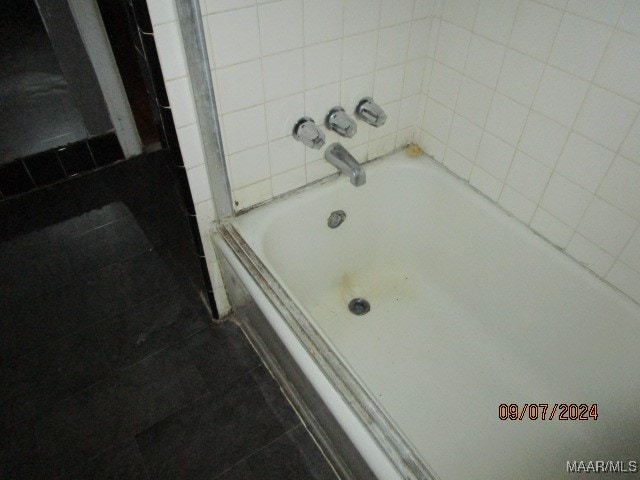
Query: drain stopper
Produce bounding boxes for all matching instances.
[348,298,370,315]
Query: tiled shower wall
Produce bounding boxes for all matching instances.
[417,0,640,303]
[202,0,433,210]
[149,0,640,305]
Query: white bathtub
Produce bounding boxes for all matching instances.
[214,149,640,480]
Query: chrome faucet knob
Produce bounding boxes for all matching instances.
[326,107,357,138]
[356,97,387,127]
[293,117,325,149]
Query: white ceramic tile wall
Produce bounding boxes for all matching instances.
[418,0,640,303]
[201,0,435,212]
[146,0,231,315]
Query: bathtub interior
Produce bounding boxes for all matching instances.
[231,150,640,479]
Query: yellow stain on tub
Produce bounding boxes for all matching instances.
[405,144,423,157]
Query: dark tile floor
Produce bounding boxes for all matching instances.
[0,152,337,479]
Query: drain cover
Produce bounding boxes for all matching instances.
[348,298,370,315]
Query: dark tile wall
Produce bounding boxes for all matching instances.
[0,132,124,200]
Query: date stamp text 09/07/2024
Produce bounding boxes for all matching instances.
[498,403,599,421]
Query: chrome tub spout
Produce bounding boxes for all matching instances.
[324,143,366,187]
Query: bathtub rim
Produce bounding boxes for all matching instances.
[216,221,440,480]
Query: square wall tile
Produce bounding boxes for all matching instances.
[57,142,95,176]
[154,22,187,80]
[373,65,405,104]
[368,133,397,160]
[566,0,626,26]
[0,160,34,196]
[399,96,423,129]
[418,131,446,162]
[464,35,506,89]
[23,150,65,187]
[269,137,305,174]
[342,31,377,79]
[497,49,544,107]
[408,19,431,60]
[166,77,197,127]
[597,156,640,221]
[577,198,637,256]
[403,58,426,97]
[485,93,529,147]
[305,40,342,89]
[380,0,414,27]
[594,31,640,103]
[344,0,381,36]
[266,93,304,141]
[530,208,573,248]
[475,132,515,181]
[509,0,561,62]
[176,124,206,169]
[518,112,568,169]
[88,133,123,166]
[448,115,482,161]
[228,144,270,189]
[606,261,640,304]
[422,98,453,143]
[271,166,306,196]
[306,158,337,183]
[620,115,640,164]
[435,21,471,72]
[455,76,493,127]
[207,7,260,67]
[548,14,612,81]
[186,164,212,204]
[376,24,412,69]
[506,151,551,203]
[304,0,343,45]
[232,178,272,209]
[223,105,268,154]
[540,173,592,228]
[620,229,640,273]
[304,83,341,125]
[574,86,639,152]
[555,133,615,193]
[566,234,615,276]
[499,186,537,223]
[469,166,503,201]
[443,147,473,180]
[413,0,435,19]
[429,62,462,109]
[341,73,375,110]
[474,0,518,45]
[618,0,640,35]
[262,49,304,101]
[148,0,176,25]
[532,67,589,127]
[442,0,479,30]
[216,60,264,114]
[258,0,304,56]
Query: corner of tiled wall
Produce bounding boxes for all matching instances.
[417,0,640,304]
[146,0,231,315]
[201,0,435,211]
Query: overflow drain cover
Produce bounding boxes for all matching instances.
[348,298,370,315]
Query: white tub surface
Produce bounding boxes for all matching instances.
[233,150,640,480]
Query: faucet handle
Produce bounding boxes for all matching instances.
[326,107,358,138]
[293,117,325,149]
[356,97,387,127]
